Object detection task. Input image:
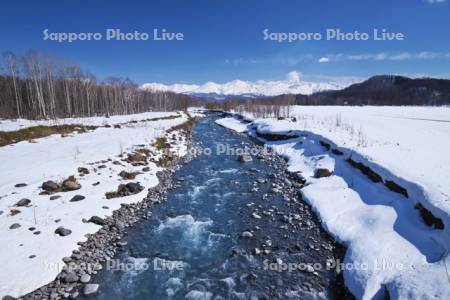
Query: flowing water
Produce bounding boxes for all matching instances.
[85,114,348,300]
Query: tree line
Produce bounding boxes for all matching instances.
[0,51,192,119]
[204,95,296,118]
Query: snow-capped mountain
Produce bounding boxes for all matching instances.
[141,71,350,98]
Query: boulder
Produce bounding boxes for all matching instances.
[62,272,79,283]
[42,180,60,192]
[62,179,81,191]
[118,170,139,180]
[15,198,31,207]
[70,195,85,202]
[55,227,72,236]
[77,167,90,175]
[14,183,27,188]
[10,209,21,216]
[314,168,333,178]
[89,216,106,226]
[9,223,21,229]
[116,182,144,197]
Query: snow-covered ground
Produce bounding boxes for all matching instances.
[0,112,189,298]
[0,111,176,132]
[216,106,450,300]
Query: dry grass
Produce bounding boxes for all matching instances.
[153,137,170,150]
[167,113,196,133]
[145,113,181,122]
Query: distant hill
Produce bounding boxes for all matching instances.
[298,75,450,106]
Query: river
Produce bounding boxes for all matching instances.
[83,113,349,300]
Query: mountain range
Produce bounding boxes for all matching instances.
[141,72,350,99]
[301,75,450,106]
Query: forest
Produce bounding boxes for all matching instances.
[0,51,192,119]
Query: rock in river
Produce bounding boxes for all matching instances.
[237,154,253,163]
[241,231,254,238]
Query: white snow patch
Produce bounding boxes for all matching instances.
[0,111,178,132]
[215,117,249,133]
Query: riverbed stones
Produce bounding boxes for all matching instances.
[55,227,72,236]
[89,216,106,226]
[49,195,61,200]
[253,248,261,255]
[80,274,91,283]
[252,212,262,219]
[83,283,99,295]
[21,120,254,300]
[237,154,253,162]
[62,272,79,283]
[241,231,253,238]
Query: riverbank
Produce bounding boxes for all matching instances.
[0,112,198,299]
[215,109,450,300]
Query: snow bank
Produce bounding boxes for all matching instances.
[215,106,450,300]
[215,117,248,133]
[0,112,188,298]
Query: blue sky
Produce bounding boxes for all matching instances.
[1,0,449,84]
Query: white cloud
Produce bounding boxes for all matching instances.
[425,0,446,4]
[141,71,354,97]
[286,71,301,82]
[225,58,260,66]
[320,51,450,62]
